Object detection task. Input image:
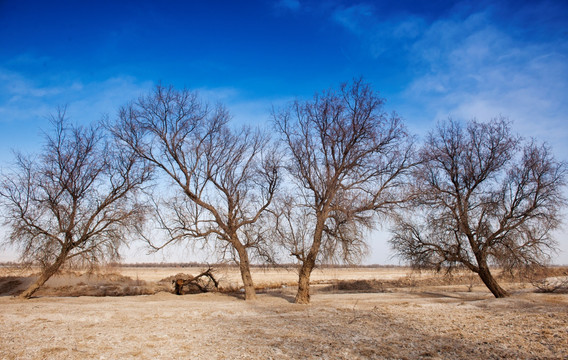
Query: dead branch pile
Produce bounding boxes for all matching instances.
[160,268,219,295]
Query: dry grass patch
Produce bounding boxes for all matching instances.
[1,290,566,359]
[1,266,567,359]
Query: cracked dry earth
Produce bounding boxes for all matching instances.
[1,288,567,359]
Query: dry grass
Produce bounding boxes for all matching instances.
[0,265,567,359]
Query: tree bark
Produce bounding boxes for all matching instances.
[295,216,325,304]
[295,255,316,304]
[234,242,256,300]
[477,265,509,298]
[19,249,69,299]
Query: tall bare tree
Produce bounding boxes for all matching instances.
[390,117,566,298]
[112,85,279,300]
[273,79,415,304]
[0,109,152,299]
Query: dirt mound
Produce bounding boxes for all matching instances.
[0,272,172,297]
[321,274,485,293]
[0,278,21,293]
[39,283,163,297]
[0,276,36,296]
[0,277,23,295]
[38,272,172,297]
[324,279,389,292]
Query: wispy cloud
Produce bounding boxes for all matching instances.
[331,3,426,57]
[275,0,301,12]
[0,69,152,124]
[329,4,568,156]
[0,68,152,162]
[0,69,65,100]
[0,67,291,165]
[401,9,568,153]
[332,3,374,35]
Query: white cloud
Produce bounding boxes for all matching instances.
[400,10,568,155]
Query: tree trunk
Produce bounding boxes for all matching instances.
[295,216,325,304]
[477,265,509,298]
[19,249,69,299]
[234,242,256,301]
[295,255,316,304]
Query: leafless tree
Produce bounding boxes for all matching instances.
[112,85,279,300]
[272,79,415,304]
[0,109,152,299]
[390,117,566,298]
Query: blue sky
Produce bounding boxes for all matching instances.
[1,0,567,264]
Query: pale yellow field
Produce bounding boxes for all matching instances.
[1,266,567,359]
[117,266,435,286]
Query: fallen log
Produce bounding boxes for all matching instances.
[173,268,219,295]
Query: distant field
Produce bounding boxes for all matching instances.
[0,265,474,295]
[1,265,567,359]
[118,265,429,285]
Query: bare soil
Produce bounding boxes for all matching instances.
[0,266,566,359]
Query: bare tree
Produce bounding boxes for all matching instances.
[273,79,415,304]
[390,117,566,298]
[0,109,152,299]
[112,85,279,300]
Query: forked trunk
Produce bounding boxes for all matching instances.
[477,265,509,298]
[19,249,69,299]
[234,242,256,301]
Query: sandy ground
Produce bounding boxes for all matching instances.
[1,267,567,359]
